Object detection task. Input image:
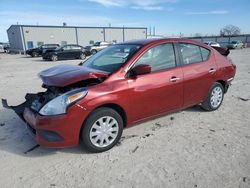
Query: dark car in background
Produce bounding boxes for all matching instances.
[42,44,87,61]
[26,44,60,57]
[3,44,10,53]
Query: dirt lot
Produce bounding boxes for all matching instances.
[0,50,249,188]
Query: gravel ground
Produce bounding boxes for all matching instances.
[0,50,249,188]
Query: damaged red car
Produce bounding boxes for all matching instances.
[3,38,236,152]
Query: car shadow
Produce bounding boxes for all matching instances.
[0,108,91,157]
[184,105,205,112]
[0,105,206,157]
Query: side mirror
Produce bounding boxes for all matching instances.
[130,64,151,77]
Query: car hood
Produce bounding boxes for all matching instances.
[39,64,109,87]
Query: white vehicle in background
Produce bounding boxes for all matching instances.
[204,41,221,47]
[85,41,111,55]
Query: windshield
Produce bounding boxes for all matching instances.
[83,44,141,73]
[231,41,237,44]
[93,42,101,46]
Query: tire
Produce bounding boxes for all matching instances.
[201,82,224,111]
[79,53,86,60]
[91,49,97,55]
[80,107,124,153]
[51,55,58,61]
[32,52,38,57]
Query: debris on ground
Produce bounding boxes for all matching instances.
[132,146,139,153]
[116,135,139,146]
[170,117,175,121]
[237,97,250,101]
[142,133,154,138]
[243,177,246,182]
[24,144,40,154]
[209,129,216,132]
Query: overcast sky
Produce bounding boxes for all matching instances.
[1,0,249,42]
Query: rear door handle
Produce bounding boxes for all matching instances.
[170,77,181,82]
[209,68,216,73]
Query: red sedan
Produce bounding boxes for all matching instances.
[4,38,236,152]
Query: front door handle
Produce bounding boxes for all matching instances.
[170,77,181,82]
[209,68,216,73]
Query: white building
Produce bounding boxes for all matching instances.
[7,25,147,52]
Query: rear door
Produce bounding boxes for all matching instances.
[60,45,72,59]
[126,43,183,122]
[178,43,217,107]
[71,45,82,58]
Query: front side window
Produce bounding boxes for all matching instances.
[71,45,81,50]
[62,45,71,51]
[83,44,141,73]
[134,43,176,72]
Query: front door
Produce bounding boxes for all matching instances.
[126,43,183,122]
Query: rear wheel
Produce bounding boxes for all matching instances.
[201,82,224,111]
[51,55,58,61]
[80,107,123,152]
[91,49,97,55]
[80,53,86,60]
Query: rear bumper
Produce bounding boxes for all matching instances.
[22,106,88,148]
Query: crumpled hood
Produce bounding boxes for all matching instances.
[39,64,109,87]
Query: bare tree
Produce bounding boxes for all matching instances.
[220,25,241,36]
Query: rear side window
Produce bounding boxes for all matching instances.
[135,43,176,72]
[179,43,202,65]
[200,47,210,61]
[179,43,210,65]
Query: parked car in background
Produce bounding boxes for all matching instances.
[42,44,87,61]
[84,41,111,55]
[4,38,236,152]
[227,41,244,49]
[26,44,60,57]
[204,41,220,47]
[3,44,10,53]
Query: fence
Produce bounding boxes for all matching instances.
[187,34,250,48]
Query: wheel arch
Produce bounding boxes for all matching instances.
[216,80,228,93]
[79,103,127,144]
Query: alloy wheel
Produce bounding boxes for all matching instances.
[210,86,223,108]
[89,116,119,148]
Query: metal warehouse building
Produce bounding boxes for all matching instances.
[7,25,147,52]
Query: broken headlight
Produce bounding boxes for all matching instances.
[39,88,88,116]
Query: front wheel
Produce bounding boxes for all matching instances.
[91,49,97,55]
[80,107,123,152]
[32,52,38,57]
[51,55,58,61]
[201,82,224,111]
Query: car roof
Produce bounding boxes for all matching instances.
[118,38,211,48]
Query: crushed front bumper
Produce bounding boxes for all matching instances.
[2,94,89,148]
